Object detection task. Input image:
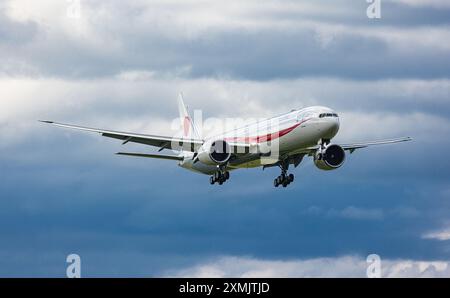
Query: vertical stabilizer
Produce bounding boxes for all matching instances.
[177,93,200,139]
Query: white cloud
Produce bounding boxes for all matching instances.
[165,255,450,278]
[423,228,450,241]
[1,76,448,148]
[337,111,450,142]
[115,70,157,82]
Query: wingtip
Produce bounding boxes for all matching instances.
[38,120,54,124]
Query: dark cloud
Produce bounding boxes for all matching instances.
[0,1,449,80]
[0,130,449,276]
[9,26,450,80]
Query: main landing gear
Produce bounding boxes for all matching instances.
[274,173,294,188]
[274,162,294,188]
[210,166,230,185]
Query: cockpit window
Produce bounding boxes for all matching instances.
[319,113,338,118]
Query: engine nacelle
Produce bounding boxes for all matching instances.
[314,144,346,170]
[197,139,231,165]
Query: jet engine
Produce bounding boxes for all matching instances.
[314,144,345,170]
[197,140,231,165]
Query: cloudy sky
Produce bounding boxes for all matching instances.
[1,0,450,277]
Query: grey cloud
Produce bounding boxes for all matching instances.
[0,0,450,277]
[15,26,450,80]
[0,8,37,44]
[1,1,449,80]
[256,0,450,27]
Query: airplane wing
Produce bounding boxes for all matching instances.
[39,120,204,152]
[257,136,412,169]
[300,136,412,155]
[339,137,412,153]
[116,152,183,161]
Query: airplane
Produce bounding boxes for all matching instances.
[40,94,411,188]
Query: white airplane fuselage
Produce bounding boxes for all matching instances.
[180,106,340,175]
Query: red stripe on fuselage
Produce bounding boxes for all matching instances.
[224,118,309,144]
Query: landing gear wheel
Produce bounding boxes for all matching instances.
[288,174,294,183]
[274,178,279,187]
[282,180,288,187]
[276,176,282,185]
[210,164,231,185]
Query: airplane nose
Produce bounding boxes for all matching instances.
[322,118,340,138]
[331,118,340,132]
[332,117,340,131]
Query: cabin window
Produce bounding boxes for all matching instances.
[319,113,338,118]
